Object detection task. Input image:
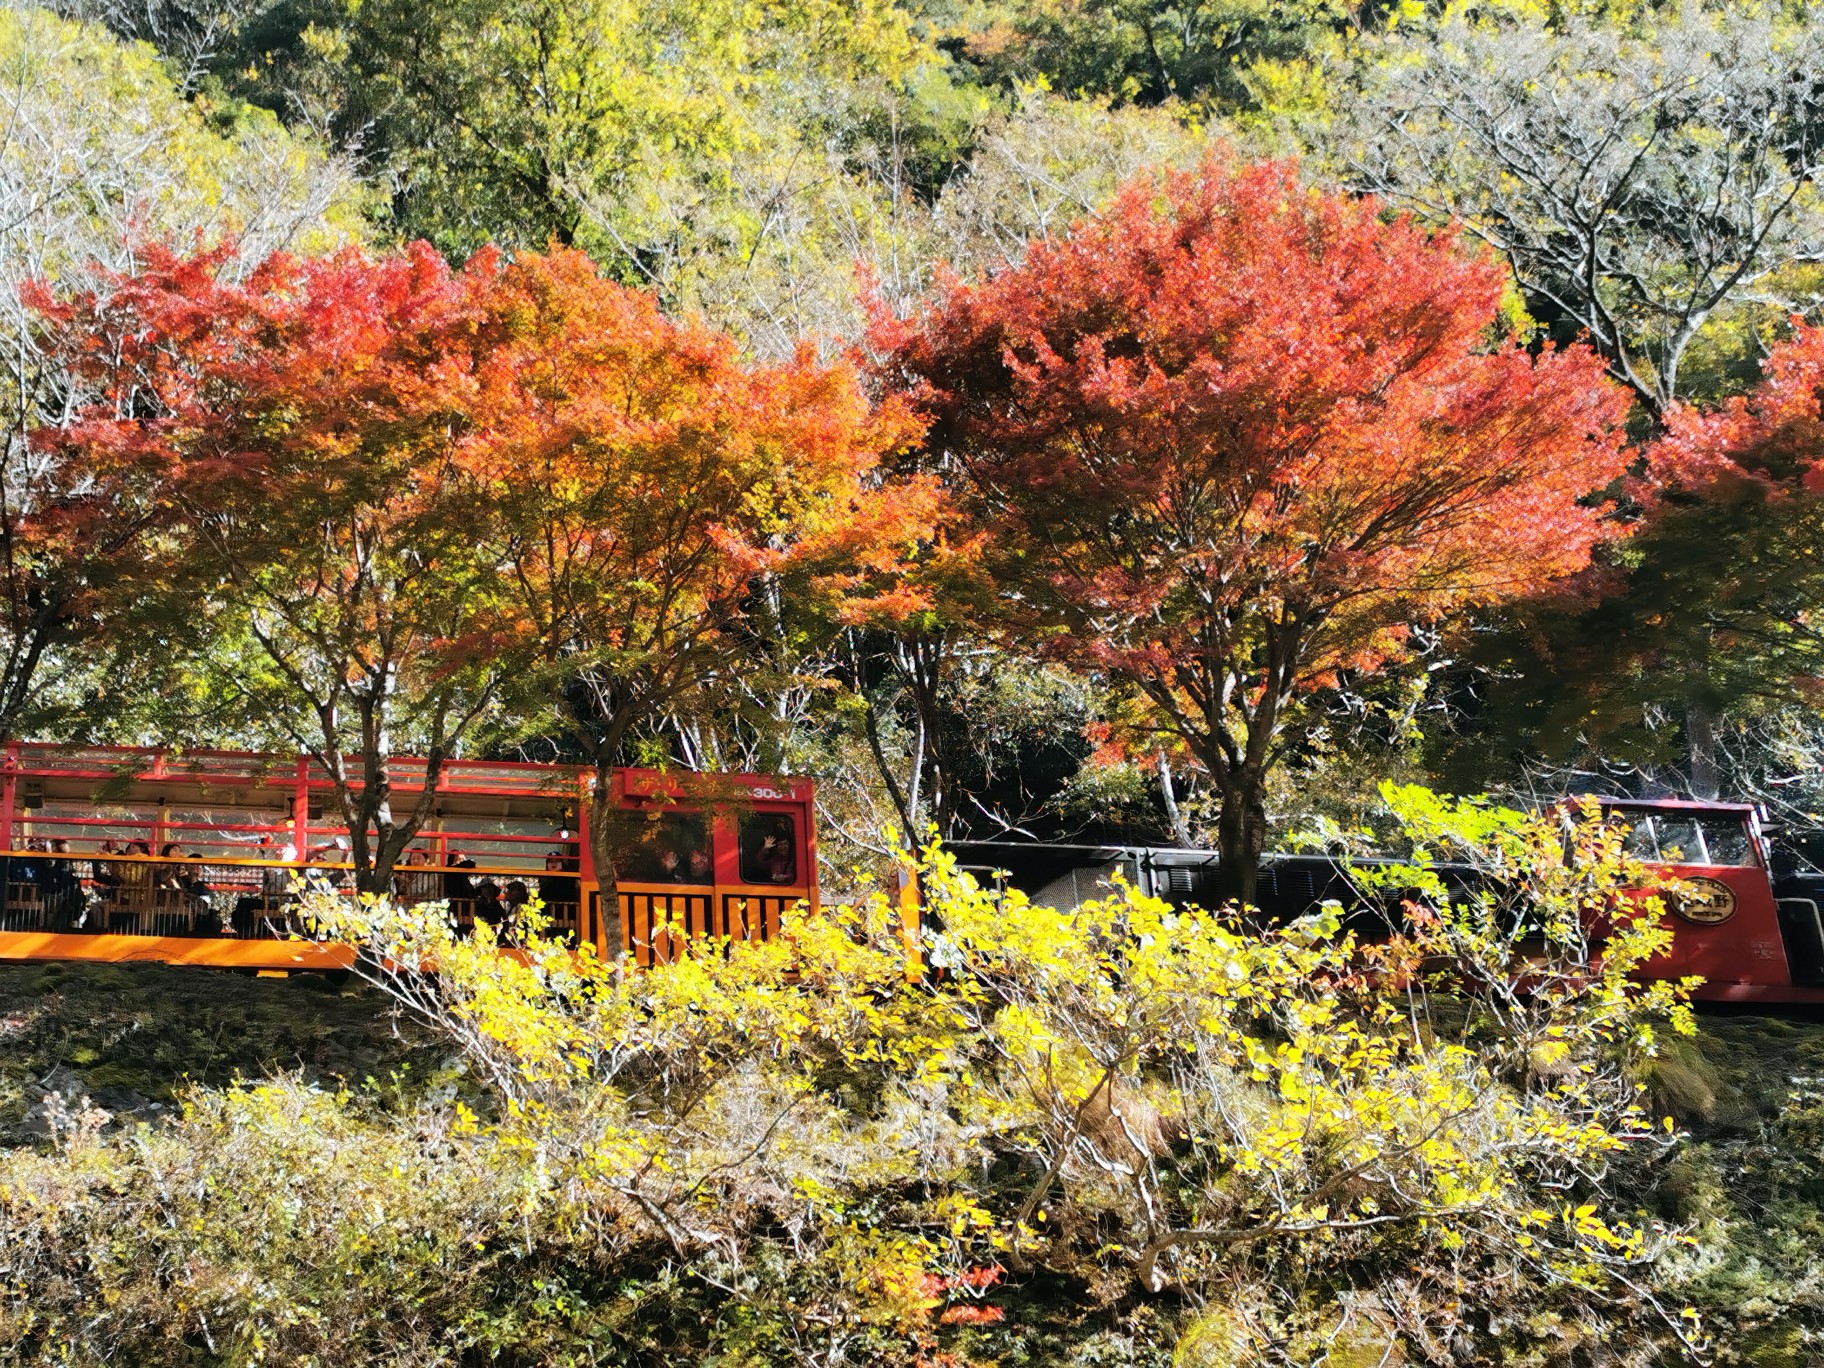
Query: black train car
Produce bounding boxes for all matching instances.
[945,840,1450,923]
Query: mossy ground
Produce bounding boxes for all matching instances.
[1635,1009,1824,1364]
[0,960,440,1141]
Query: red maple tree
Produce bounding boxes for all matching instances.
[30,241,513,890]
[1628,323,1824,741]
[872,159,1633,901]
[1653,322,1824,496]
[464,249,937,939]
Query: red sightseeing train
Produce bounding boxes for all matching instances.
[7,745,1821,1005]
[0,743,817,973]
[1597,798,1824,1005]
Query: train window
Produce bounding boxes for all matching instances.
[739,813,797,885]
[1651,817,1703,864]
[1622,816,1661,861]
[1636,813,1758,867]
[615,812,711,883]
[1692,815,1756,866]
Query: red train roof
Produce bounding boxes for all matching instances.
[1596,797,1759,813]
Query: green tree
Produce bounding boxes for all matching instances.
[942,0,1377,114]
[249,0,929,266]
[1336,7,1824,421]
[0,6,364,746]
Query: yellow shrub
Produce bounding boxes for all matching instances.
[0,789,1705,1364]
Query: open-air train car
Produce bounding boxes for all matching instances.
[0,743,817,972]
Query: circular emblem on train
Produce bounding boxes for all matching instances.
[1672,875,1738,925]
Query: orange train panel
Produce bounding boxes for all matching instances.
[613,884,811,967]
[0,931,353,972]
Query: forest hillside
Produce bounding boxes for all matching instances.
[5,0,1824,1362]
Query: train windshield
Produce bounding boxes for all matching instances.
[1621,812,1758,867]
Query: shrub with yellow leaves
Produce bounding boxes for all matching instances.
[0,788,1704,1365]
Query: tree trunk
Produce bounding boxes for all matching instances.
[340,761,407,898]
[345,761,447,898]
[1687,700,1721,801]
[1158,749,1191,847]
[902,635,953,839]
[586,766,627,960]
[555,684,638,960]
[354,827,419,898]
[353,859,395,898]
[1211,772,1269,908]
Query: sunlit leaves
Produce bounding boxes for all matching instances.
[293,788,1700,1355]
[874,157,1631,890]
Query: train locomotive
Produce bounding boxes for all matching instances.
[951,798,1824,1006]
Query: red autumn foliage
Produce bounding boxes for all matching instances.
[28,242,937,905]
[28,242,499,495]
[1652,322,1824,497]
[0,251,261,742]
[919,1264,1006,1324]
[872,159,1632,898]
[28,241,514,886]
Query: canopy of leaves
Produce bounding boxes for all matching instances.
[873,158,1630,887]
[466,245,939,761]
[231,0,928,266]
[942,0,1376,112]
